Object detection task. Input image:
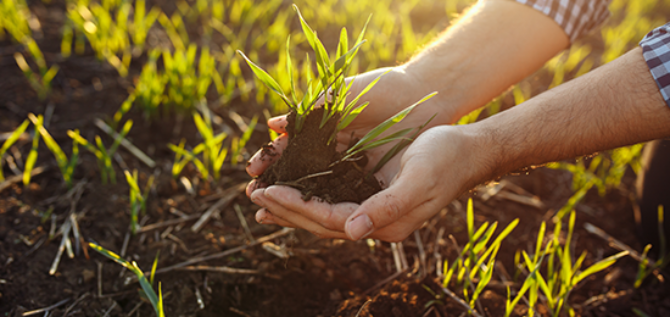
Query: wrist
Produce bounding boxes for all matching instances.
[456,123,506,190]
[394,65,462,125]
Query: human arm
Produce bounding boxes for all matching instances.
[254,45,670,241]
[349,46,670,241]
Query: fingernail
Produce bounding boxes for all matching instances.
[346,215,374,240]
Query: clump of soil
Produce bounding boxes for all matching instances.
[257,108,382,203]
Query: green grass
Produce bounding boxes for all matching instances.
[168,111,229,181]
[28,114,79,188]
[634,206,669,288]
[0,119,30,182]
[67,120,133,184]
[1,0,59,99]
[125,169,154,234]
[89,243,165,317]
[442,199,519,315]
[239,5,435,172]
[508,211,629,316]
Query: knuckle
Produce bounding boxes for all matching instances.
[382,195,408,220]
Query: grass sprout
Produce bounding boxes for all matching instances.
[237,4,374,134]
[168,112,228,181]
[67,0,132,76]
[89,243,165,317]
[240,4,435,173]
[125,169,154,234]
[23,114,43,186]
[162,44,224,112]
[0,119,30,182]
[442,199,519,314]
[508,211,629,316]
[1,0,59,100]
[28,114,79,188]
[67,120,133,184]
[14,51,59,100]
[230,115,258,165]
[634,205,669,288]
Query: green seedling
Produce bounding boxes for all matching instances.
[157,11,189,51]
[130,0,160,51]
[28,114,79,188]
[0,119,30,181]
[89,243,165,317]
[1,0,59,100]
[422,284,445,309]
[505,237,554,317]
[512,211,628,316]
[66,0,132,76]
[113,49,165,123]
[125,169,154,234]
[239,5,435,173]
[162,44,224,112]
[230,115,258,165]
[0,0,31,42]
[14,50,59,100]
[168,112,228,181]
[634,205,669,288]
[442,199,519,314]
[67,120,133,184]
[238,5,375,134]
[23,114,42,186]
[116,44,224,121]
[169,138,190,179]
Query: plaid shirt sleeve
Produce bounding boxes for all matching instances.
[514,0,611,42]
[640,23,670,108]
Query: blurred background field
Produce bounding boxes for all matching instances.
[1,0,670,316]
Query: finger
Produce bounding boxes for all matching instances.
[246,133,289,177]
[256,208,300,229]
[344,161,433,240]
[368,197,445,242]
[255,208,277,225]
[246,179,267,198]
[268,116,289,134]
[264,185,358,231]
[258,186,350,239]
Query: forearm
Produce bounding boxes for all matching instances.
[465,47,670,184]
[402,0,569,120]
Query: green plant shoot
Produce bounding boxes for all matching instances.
[89,243,165,317]
[67,120,133,184]
[125,169,154,234]
[28,113,79,188]
[0,119,29,181]
[23,114,42,186]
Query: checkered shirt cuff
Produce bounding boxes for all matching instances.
[515,0,610,42]
[640,23,670,109]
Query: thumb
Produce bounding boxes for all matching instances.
[268,115,288,134]
[344,162,429,240]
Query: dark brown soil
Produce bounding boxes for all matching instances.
[257,108,382,204]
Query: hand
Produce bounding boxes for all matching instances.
[246,66,456,195]
[250,125,486,241]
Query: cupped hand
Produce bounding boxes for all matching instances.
[250,125,486,242]
[246,66,455,195]
[245,66,465,241]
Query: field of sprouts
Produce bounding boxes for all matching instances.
[1,0,670,316]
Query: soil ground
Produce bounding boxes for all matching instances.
[2,1,670,316]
